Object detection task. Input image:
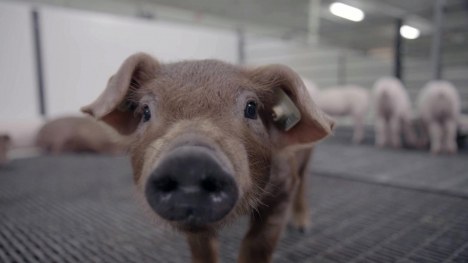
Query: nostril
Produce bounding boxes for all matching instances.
[145,147,240,223]
[200,177,224,193]
[154,176,178,192]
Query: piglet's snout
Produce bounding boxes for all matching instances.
[145,146,238,224]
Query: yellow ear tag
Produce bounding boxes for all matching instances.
[271,88,301,131]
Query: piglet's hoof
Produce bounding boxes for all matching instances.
[287,223,310,234]
[288,216,311,234]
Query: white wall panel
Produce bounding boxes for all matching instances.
[40,7,238,117]
[0,2,38,121]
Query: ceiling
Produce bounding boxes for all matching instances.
[136,0,468,63]
[318,0,468,56]
[12,0,468,64]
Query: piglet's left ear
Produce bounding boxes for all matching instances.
[249,64,334,148]
[81,53,160,135]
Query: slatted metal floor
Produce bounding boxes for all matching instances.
[313,142,468,197]
[1,142,468,262]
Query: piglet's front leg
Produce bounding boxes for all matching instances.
[187,233,219,263]
[238,156,298,263]
[238,199,290,263]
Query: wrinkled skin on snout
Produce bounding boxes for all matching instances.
[82,53,334,263]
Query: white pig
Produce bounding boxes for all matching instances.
[373,77,418,148]
[416,80,460,154]
[36,116,127,154]
[303,79,370,144]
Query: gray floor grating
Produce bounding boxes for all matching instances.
[1,144,468,262]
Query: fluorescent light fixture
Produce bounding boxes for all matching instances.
[400,25,420,39]
[330,2,365,22]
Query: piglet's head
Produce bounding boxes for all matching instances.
[82,53,334,233]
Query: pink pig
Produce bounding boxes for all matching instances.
[416,80,460,154]
[373,77,418,149]
[303,79,369,144]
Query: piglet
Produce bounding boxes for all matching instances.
[36,116,127,154]
[303,80,369,144]
[416,80,460,154]
[373,77,418,148]
[82,53,334,263]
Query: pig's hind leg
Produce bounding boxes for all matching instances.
[443,119,458,154]
[352,113,365,144]
[375,117,388,148]
[429,121,443,154]
[402,118,418,148]
[390,116,402,149]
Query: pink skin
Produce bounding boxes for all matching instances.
[417,80,461,155]
[1,117,125,157]
[36,116,127,154]
[373,77,418,149]
[80,54,335,263]
[303,79,370,144]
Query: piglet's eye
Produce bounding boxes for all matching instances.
[142,105,151,122]
[244,101,257,120]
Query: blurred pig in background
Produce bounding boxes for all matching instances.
[303,79,369,144]
[373,77,418,149]
[303,78,320,100]
[0,120,45,160]
[417,80,461,154]
[36,116,127,155]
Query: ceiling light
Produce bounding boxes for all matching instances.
[400,25,420,39]
[330,2,365,22]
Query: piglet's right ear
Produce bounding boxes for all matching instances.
[81,53,159,135]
